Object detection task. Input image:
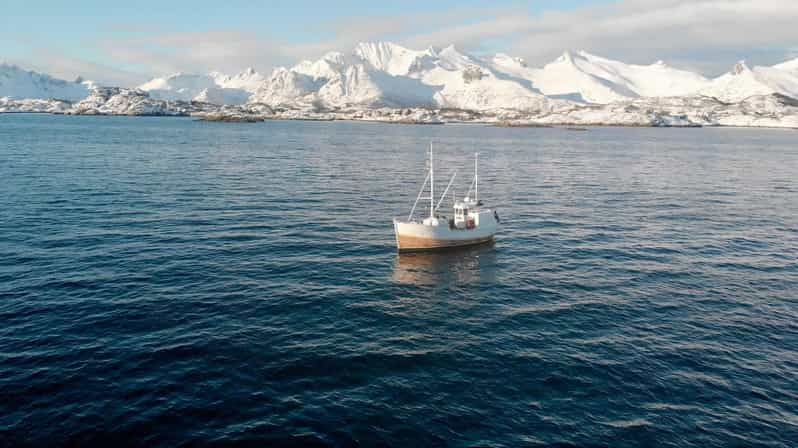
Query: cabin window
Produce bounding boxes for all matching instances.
[463,209,469,215]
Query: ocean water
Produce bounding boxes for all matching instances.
[1,114,797,447]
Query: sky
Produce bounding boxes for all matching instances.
[2,0,797,86]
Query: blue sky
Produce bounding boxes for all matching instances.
[2,0,797,85]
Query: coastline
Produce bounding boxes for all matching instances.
[3,109,797,130]
[3,92,798,129]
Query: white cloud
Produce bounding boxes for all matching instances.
[7,49,147,86]
[401,0,798,74]
[98,31,294,79]
[8,0,798,85]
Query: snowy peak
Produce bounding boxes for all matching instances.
[773,57,798,73]
[0,63,91,101]
[212,68,267,92]
[700,60,798,102]
[353,41,437,76]
[139,72,214,93]
[521,50,637,103]
[4,41,798,112]
[514,50,710,103]
[250,67,318,106]
[247,41,798,111]
[249,41,551,111]
[493,53,527,69]
[731,60,750,75]
[291,52,348,81]
[139,73,216,102]
[556,50,573,64]
[319,63,438,108]
[556,50,605,67]
[354,42,409,72]
[323,51,347,65]
[437,44,474,70]
[138,69,267,105]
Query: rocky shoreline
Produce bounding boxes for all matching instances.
[2,88,798,129]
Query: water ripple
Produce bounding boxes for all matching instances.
[0,116,797,446]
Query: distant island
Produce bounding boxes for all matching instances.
[2,42,797,128]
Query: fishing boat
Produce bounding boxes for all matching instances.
[393,144,500,252]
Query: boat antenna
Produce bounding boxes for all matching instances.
[429,141,434,219]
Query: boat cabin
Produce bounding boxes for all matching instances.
[453,200,476,229]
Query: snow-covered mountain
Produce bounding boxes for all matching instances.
[8,42,798,110]
[249,42,798,110]
[129,47,798,109]
[773,57,798,74]
[699,60,798,103]
[490,50,710,103]
[354,41,432,76]
[3,43,798,128]
[415,45,552,111]
[138,73,215,101]
[212,67,268,92]
[138,68,266,105]
[0,63,93,101]
[249,42,553,111]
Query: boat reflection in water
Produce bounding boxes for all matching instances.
[392,241,498,286]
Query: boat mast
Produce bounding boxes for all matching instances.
[429,142,434,219]
[475,152,479,204]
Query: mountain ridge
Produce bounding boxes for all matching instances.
[0,63,94,101]
[7,42,798,108]
[2,42,798,128]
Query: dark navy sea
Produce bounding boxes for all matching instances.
[1,114,797,447]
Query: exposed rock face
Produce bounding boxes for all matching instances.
[0,97,72,113]
[461,65,486,83]
[732,61,747,75]
[4,84,796,129]
[191,103,274,122]
[176,93,798,129]
[497,93,798,128]
[68,87,213,116]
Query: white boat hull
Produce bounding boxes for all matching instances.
[393,211,498,252]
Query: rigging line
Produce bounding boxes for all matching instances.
[435,171,457,212]
[407,171,430,221]
[465,176,475,198]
